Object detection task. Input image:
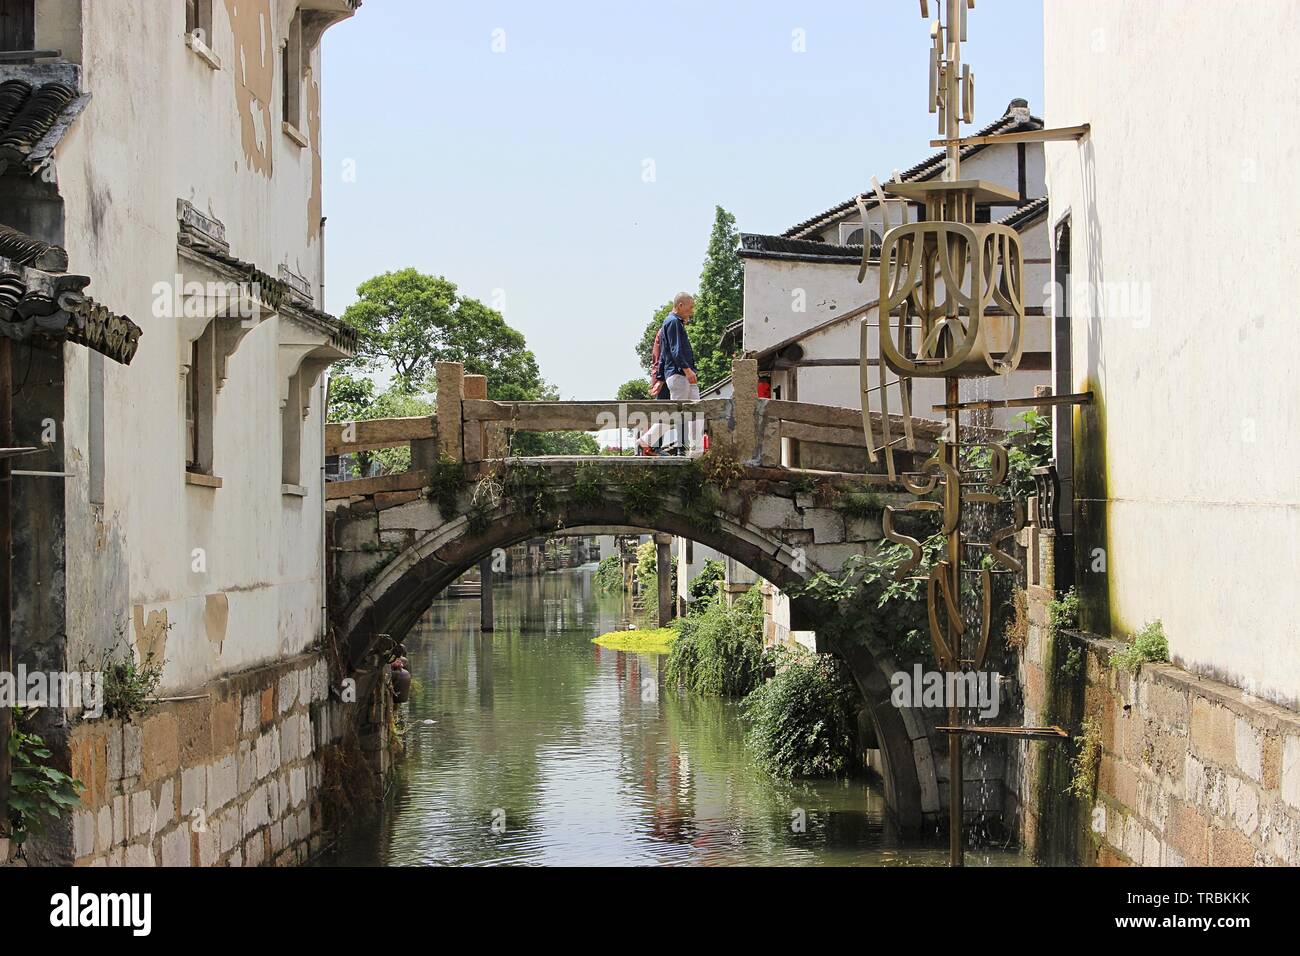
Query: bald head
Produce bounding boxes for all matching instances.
[672,292,695,319]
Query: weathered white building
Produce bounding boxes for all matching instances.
[0,0,362,867]
[1043,1,1296,707]
[734,100,1053,470]
[1010,0,1300,867]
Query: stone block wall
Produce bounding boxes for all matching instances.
[1015,531,1300,866]
[1081,644,1300,866]
[61,652,341,867]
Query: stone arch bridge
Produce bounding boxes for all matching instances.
[323,359,1000,832]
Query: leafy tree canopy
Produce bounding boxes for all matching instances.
[332,269,594,459]
[340,268,545,398]
[617,378,651,401]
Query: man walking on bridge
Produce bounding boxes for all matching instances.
[639,292,701,455]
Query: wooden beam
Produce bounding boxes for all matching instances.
[930,391,1094,413]
[779,419,870,448]
[928,124,1090,149]
[461,398,730,430]
[325,416,434,455]
[324,469,430,500]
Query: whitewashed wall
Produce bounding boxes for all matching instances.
[51,1,344,691]
[1044,0,1300,704]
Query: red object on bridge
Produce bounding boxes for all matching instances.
[757,380,772,399]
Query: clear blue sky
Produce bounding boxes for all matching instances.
[321,0,1043,399]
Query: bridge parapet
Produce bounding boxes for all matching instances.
[325,358,957,504]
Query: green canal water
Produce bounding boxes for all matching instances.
[326,566,1025,867]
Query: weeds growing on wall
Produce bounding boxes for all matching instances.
[320,729,381,830]
[503,464,556,526]
[1067,714,1103,803]
[792,535,948,666]
[571,462,607,508]
[1111,620,1170,672]
[665,586,765,697]
[1063,645,1085,680]
[616,467,662,523]
[426,455,466,518]
[81,639,166,722]
[3,710,84,846]
[1005,588,1029,649]
[675,464,724,534]
[1047,586,1080,638]
[741,646,861,779]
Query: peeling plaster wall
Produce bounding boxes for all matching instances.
[54,2,347,693]
[1043,0,1300,706]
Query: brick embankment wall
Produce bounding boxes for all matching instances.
[1016,532,1300,866]
[62,653,345,867]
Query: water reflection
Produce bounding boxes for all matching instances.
[326,567,1022,867]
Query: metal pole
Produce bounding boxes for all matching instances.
[0,338,13,819]
[945,0,964,868]
[947,378,963,867]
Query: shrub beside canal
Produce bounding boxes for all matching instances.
[665,587,765,697]
[740,647,861,779]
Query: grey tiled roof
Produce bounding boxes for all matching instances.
[0,222,141,365]
[738,233,877,264]
[995,195,1049,229]
[781,99,1043,239]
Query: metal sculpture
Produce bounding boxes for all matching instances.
[860,0,1065,867]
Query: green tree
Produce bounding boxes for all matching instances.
[326,372,376,422]
[692,206,744,387]
[335,268,605,459]
[617,378,651,401]
[326,375,434,475]
[340,268,545,397]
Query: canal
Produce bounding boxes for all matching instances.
[327,566,1023,866]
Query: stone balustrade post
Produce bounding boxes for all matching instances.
[435,362,465,462]
[730,358,758,463]
[463,374,488,462]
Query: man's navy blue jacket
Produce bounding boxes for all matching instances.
[657,312,697,380]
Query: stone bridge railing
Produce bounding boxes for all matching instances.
[325,358,949,500]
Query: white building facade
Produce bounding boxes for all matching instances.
[1,0,362,867]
